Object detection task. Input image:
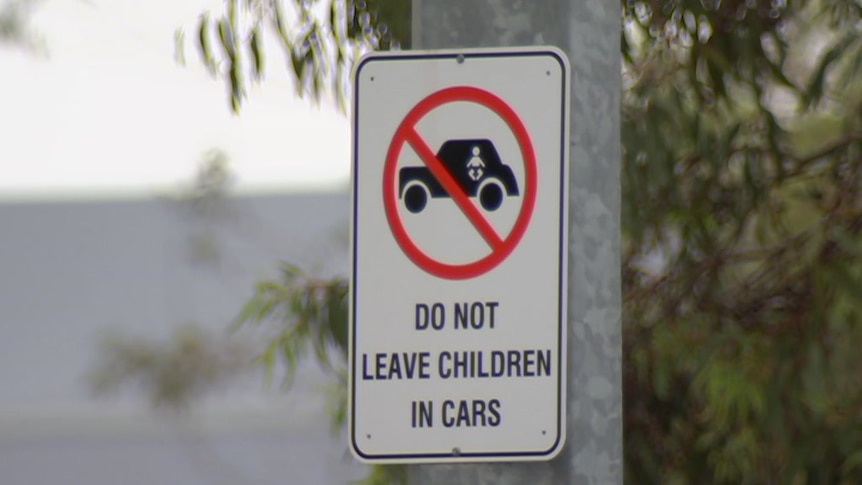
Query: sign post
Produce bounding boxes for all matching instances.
[408,1,623,483]
[349,48,570,463]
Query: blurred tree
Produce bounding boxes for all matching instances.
[621,1,862,483]
[175,0,410,112]
[97,0,862,483]
[0,0,43,51]
[89,151,252,409]
[91,324,254,409]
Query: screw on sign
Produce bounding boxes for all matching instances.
[382,86,538,281]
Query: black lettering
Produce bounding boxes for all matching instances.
[432,349,550,380]
[362,354,374,380]
[375,353,387,380]
[507,350,522,377]
[470,302,484,329]
[538,349,552,376]
[419,352,431,379]
[486,302,499,329]
[420,400,433,427]
[439,352,451,379]
[415,304,429,330]
[488,399,502,426]
[411,400,433,428]
[431,303,445,330]
[491,351,505,377]
[454,302,499,330]
[403,352,416,378]
[454,303,468,329]
[457,400,471,426]
[437,399,501,427]
[523,349,536,377]
[442,400,455,427]
[472,399,487,426]
[453,351,468,378]
[388,352,403,379]
[477,351,489,378]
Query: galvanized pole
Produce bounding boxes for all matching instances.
[409,1,622,484]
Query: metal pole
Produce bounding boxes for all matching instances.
[409,1,622,483]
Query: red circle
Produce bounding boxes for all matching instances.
[382,86,537,280]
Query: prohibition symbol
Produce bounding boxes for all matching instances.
[382,86,538,280]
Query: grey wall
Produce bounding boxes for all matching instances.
[0,192,365,485]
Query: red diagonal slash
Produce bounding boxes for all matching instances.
[405,128,504,250]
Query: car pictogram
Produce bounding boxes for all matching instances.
[398,139,520,213]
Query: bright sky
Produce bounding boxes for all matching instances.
[0,0,351,201]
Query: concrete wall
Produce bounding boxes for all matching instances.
[0,192,365,484]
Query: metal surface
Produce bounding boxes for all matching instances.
[410,0,622,483]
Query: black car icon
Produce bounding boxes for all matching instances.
[399,139,520,213]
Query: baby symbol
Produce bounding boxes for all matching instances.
[466,146,485,181]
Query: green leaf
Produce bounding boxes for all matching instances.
[228,56,242,113]
[227,0,237,32]
[250,28,264,81]
[291,51,308,96]
[218,18,235,58]
[842,450,862,476]
[259,338,279,387]
[806,35,855,107]
[824,261,862,301]
[326,283,349,354]
[197,13,216,75]
[173,28,185,66]
[831,227,862,258]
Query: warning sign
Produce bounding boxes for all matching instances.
[349,48,570,464]
[382,86,538,280]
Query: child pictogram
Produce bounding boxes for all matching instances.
[467,146,485,181]
[398,139,520,214]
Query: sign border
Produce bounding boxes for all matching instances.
[349,47,570,463]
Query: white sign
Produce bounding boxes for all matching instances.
[349,47,570,464]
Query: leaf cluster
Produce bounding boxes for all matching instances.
[0,0,43,52]
[622,0,862,482]
[234,262,349,389]
[179,0,409,113]
[90,325,253,408]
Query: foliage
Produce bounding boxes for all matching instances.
[0,0,43,51]
[231,262,410,485]
[88,153,247,408]
[170,150,237,266]
[176,0,410,113]
[621,0,862,483]
[91,324,253,408]
[96,0,862,483]
[234,262,348,392]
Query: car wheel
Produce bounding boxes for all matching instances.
[479,181,504,211]
[404,184,428,213]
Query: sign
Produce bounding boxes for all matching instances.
[349,47,570,464]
